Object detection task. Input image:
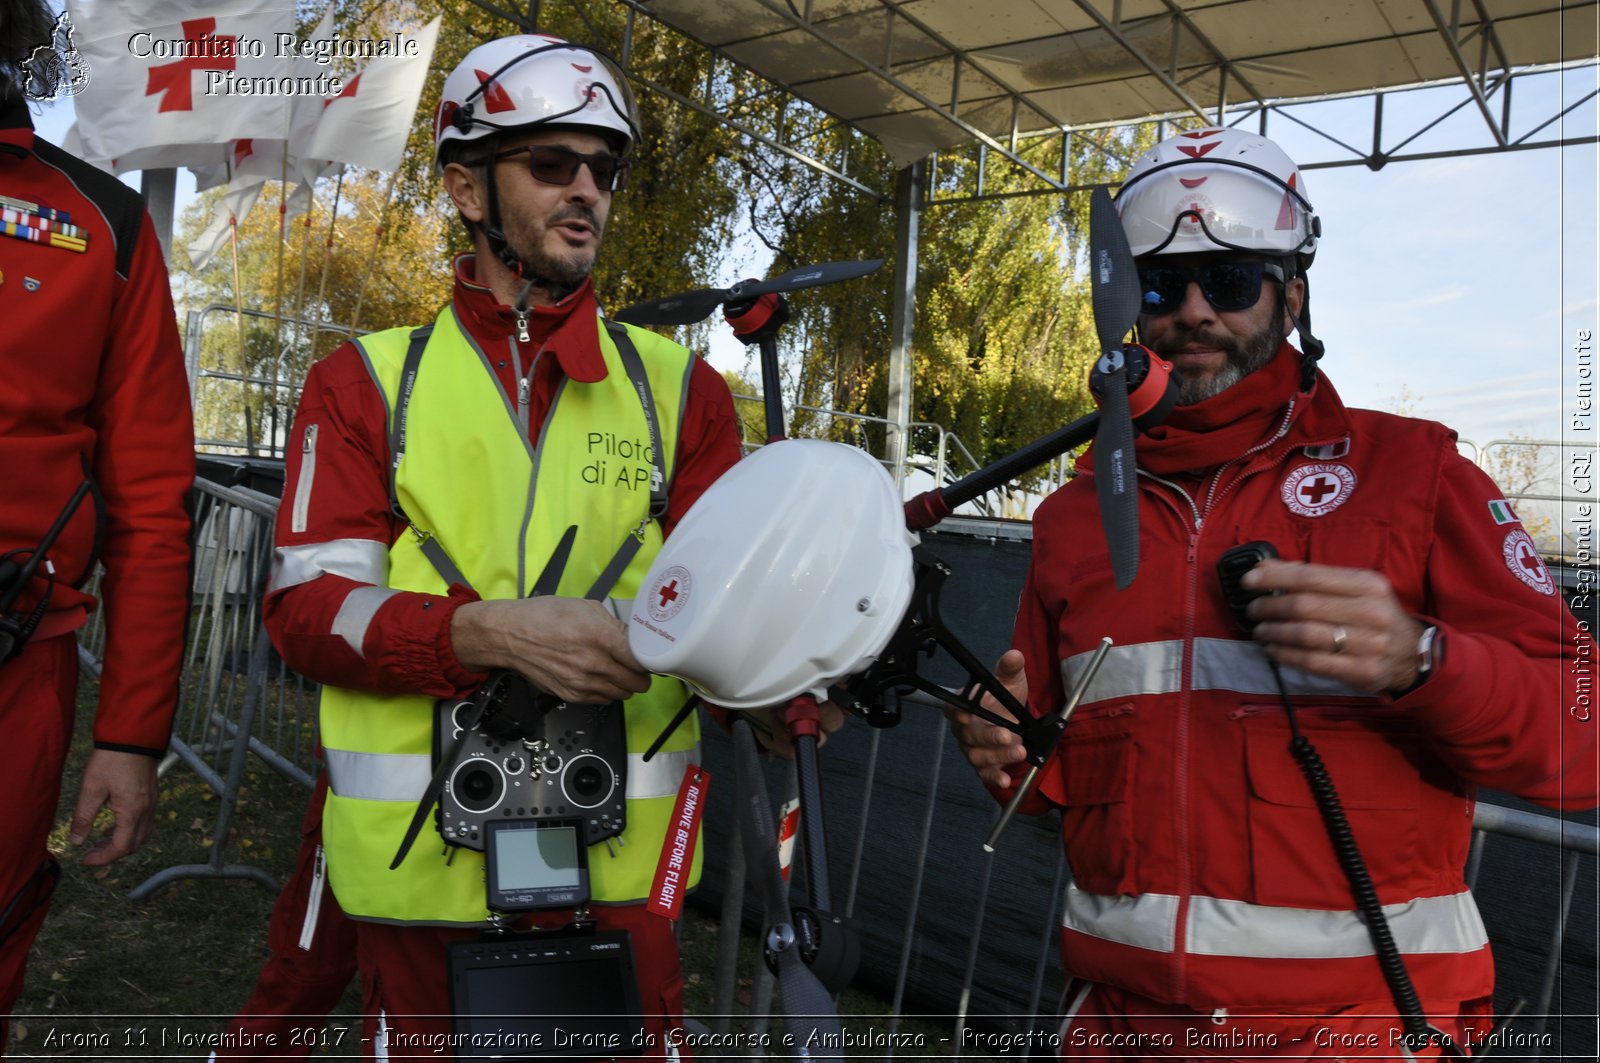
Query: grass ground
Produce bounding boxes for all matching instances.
[7,675,992,1060]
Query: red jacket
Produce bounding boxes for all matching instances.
[1013,344,1596,1011]
[263,256,742,696]
[0,98,194,754]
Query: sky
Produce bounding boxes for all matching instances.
[24,55,1598,461]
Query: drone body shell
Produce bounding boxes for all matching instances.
[627,439,917,709]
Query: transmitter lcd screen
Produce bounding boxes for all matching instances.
[485,819,588,911]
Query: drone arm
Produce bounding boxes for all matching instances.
[983,638,1113,852]
[904,409,1100,531]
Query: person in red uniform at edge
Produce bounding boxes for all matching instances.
[223,33,795,1062]
[0,1,195,1055]
[948,126,1598,1059]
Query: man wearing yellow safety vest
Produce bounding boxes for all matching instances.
[258,34,745,1059]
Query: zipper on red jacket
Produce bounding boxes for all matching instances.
[1135,399,1298,1002]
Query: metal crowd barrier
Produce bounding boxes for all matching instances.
[76,476,320,899]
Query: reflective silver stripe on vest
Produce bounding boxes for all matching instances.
[270,539,389,593]
[332,586,400,658]
[325,748,432,802]
[628,747,699,800]
[1061,884,1488,959]
[324,744,701,803]
[1061,638,1366,702]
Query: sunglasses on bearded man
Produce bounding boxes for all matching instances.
[493,144,632,192]
[1137,259,1286,316]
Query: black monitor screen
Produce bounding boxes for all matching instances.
[449,932,644,1059]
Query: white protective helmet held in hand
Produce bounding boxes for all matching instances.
[433,34,639,168]
[627,440,917,709]
[1115,127,1319,265]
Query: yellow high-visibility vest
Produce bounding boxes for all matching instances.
[320,305,702,924]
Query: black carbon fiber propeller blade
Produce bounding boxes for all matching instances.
[611,259,883,326]
[731,257,883,302]
[1087,185,1143,589]
[610,286,728,326]
[1093,353,1140,590]
[731,721,845,1058]
[1088,186,1142,352]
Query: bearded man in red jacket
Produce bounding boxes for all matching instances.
[951,127,1596,1058]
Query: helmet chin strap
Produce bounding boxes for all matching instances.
[480,155,582,305]
[1273,260,1324,390]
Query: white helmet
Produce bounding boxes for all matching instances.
[627,440,917,709]
[433,34,638,167]
[1116,127,1318,265]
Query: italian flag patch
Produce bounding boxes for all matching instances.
[1488,499,1517,525]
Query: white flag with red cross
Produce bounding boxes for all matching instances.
[189,10,343,192]
[65,0,296,168]
[301,17,440,173]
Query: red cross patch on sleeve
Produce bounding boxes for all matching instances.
[1502,529,1556,596]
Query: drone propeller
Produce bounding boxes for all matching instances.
[612,258,884,327]
[731,720,847,1058]
[1086,185,1147,590]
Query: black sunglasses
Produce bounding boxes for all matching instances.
[493,144,632,192]
[1137,260,1285,316]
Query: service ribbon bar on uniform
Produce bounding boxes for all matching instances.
[0,217,87,253]
[1,207,87,241]
[0,193,71,224]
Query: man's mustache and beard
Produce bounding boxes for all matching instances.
[1150,311,1287,406]
[505,203,605,289]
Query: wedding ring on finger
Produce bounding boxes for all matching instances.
[1331,625,1349,655]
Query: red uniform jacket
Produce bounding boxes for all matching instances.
[1013,344,1596,1011]
[0,97,194,754]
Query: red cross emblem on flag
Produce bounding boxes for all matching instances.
[1281,463,1357,518]
[145,18,237,112]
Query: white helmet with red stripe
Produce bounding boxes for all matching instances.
[432,34,638,167]
[1115,127,1319,266]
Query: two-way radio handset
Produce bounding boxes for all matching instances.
[1216,540,1280,633]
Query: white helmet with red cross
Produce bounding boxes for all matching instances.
[1115,127,1319,266]
[627,439,917,709]
[432,34,638,167]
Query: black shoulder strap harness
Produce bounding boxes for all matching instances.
[385,319,668,602]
